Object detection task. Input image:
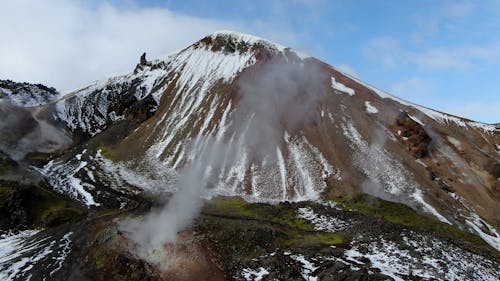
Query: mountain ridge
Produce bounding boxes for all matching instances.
[0,30,499,280]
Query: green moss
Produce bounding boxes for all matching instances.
[283,232,344,247]
[333,193,486,247]
[200,196,345,255]
[0,180,86,227]
[98,145,118,162]
[204,196,315,231]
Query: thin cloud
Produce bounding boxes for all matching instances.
[0,0,237,90]
[364,37,500,71]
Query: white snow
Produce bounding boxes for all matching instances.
[36,159,98,206]
[0,230,74,280]
[297,207,351,232]
[49,232,73,276]
[241,267,269,281]
[408,114,424,126]
[465,212,500,251]
[347,75,497,132]
[331,77,355,96]
[0,85,59,107]
[415,158,428,167]
[344,233,499,281]
[411,189,451,225]
[276,146,288,198]
[364,101,378,114]
[290,254,319,281]
[211,30,286,52]
[342,121,410,196]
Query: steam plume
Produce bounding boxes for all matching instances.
[120,54,329,262]
[0,102,72,160]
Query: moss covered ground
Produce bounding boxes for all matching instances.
[332,193,488,248]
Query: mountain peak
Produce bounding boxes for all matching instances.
[208,30,286,50]
[191,30,311,63]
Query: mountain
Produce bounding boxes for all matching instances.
[0,31,499,280]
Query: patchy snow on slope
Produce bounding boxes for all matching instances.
[465,212,500,251]
[331,77,355,96]
[94,149,176,194]
[346,75,497,132]
[411,189,451,225]
[341,120,454,225]
[211,30,286,52]
[342,121,411,196]
[0,230,74,280]
[0,82,59,107]
[290,254,319,281]
[241,267,269,281]
[37,158,98,206]
[364,101,378,114]
[297,207,352,232]
[276,146,288,198]
[286,136,322,201]
[49,232,73,277]
[345,233,498,281]
[172,44,255,93]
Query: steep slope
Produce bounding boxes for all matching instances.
[31,31,500,252]
[0,80,60,107]
[1,30,500,280]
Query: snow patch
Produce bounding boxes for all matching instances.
[0,230,73,280]
[297,207,351,232]
[36,159,99,206]
[364,101,378,114]
[331,77,355,96]
[241,267,269,281]
[408,114,424,126]
[290,254,319,281]
[465,212,500,251]
[411,189,451,225]
[345,234,498,281]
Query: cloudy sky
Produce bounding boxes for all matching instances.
[1,0,499,123]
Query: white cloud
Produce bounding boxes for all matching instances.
[364,37,500,71]
[0,0,238,90]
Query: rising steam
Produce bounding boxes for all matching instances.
[0,101,72,160]
[119,54,329,261]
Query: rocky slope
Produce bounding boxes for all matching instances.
[0,31,499,280]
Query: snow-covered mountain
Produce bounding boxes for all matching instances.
[1,31,499,280]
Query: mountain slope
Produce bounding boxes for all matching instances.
[1,31,499,280]
[70,31,498,247]
[36,31,500,248]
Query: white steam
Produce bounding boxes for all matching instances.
[119,54,329,262]
[0,102,72,160]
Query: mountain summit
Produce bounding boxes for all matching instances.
[1,31,499,280]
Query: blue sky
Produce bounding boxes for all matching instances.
[1,0,499,123]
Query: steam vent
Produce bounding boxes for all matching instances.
[1,31,499,280]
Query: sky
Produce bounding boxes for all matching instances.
[0,0,499,123]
